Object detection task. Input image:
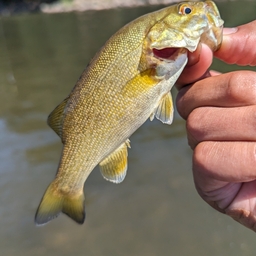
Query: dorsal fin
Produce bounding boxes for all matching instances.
[47,98,69,138]
[99,140,130,184]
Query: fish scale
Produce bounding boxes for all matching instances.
[35,1,223,225]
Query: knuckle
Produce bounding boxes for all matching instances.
[226,72,256,104]
[186,108,207,149]
[186,107,207,138]
[250,106,256,129]
[186,108,200,132]
[193,142,209,169]
[176,87,190,119]
[253,143,256,164]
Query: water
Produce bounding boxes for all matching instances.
[1,1,256,255]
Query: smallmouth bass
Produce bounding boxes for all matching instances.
[35,1,223,225]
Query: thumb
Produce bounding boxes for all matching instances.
[214,20,256,66]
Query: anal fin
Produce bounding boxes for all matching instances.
[150,92,174,125]
[99,140,130,184]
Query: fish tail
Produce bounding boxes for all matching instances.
[35,182,85,225]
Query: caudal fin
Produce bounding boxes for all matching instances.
[35,182,85,225]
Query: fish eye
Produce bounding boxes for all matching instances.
[179,4,192,15]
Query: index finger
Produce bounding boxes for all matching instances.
[176,43,213,89]
[176,70,256,119]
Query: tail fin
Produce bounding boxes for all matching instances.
[35,182,85,225]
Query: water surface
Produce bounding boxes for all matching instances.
[1,1,256,255]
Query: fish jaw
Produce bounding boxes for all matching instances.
[146,1,223,53]
[152,48,188,81]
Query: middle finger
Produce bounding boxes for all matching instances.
[176,70,256,119]
[187,105,256,149]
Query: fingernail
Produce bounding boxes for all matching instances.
[223,27,238,35]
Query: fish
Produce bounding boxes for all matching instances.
[35,1,223,225]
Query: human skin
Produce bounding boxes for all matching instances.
[176,20,256,232]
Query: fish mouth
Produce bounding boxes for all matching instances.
[153,47,186,61]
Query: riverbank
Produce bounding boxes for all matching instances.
[0,0,56,15]
[0,0,248,15]
[40,0,178,13]
[0,0,186,15]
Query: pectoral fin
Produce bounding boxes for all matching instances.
[150,92,174,124]
[99,140,130,184]
[47,98,69,138]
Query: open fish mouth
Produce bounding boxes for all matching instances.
[153,47,187,61]
[149,1,224,57]
[153,47,178,59]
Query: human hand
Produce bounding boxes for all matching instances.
[176,20,256,232]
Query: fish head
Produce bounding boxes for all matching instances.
[146,1,223,65]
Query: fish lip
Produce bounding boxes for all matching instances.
[150,29,201,53]
[150,17,224,53]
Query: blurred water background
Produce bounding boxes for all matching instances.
[1,1,256,255]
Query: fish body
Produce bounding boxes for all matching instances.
[35,1,223,225]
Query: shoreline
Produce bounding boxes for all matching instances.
[40,0,179,14]
[0,0,234,16]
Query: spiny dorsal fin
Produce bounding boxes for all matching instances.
[150,92,174,125]
[99,140,130,184]
[47,98,69,138]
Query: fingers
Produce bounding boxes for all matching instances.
[178,20,256,90]
[176,71,256,119]
[215,20,256,65]
[193,141,256,208]
[193,141,256,232]
[176,20,256,232]
[226,180,256,232]
[187,105,256,149]
[193,141,256,186]
[176,44,213,89]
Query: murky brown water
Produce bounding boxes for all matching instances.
[1,1,256,255]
